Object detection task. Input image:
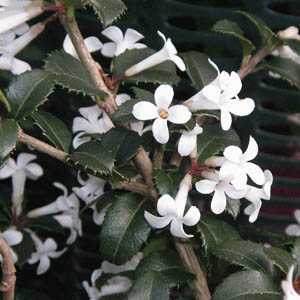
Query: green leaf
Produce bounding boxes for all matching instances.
[154,169,176,196]
[136,251,194,287]
[284,38,300,56]
[82,0,126,26]
[264,246,295,274]
[264,57,300,89]
[128,270,169,300]
[213,240,270,273]
[238,11,279,48]
[32,111,72,152]
[0,89,11,112]
[28,216,65,235]
[100,193,151,264]
[182,51,218,90]
[112,48,180,85]
[213,270,281,300]
[0,119,18,160]
[44,51,106,98]
[70,141,114,175]
[212,20,255,58]
[197,124,240,163]
[14,231,34,266]
[16,289,52,300]
[197,216,240,252]
[7,69,55,119]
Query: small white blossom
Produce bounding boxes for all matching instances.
[28,232,67,275]
[101,26,146,57]
[1,228,23,263]
[63,34,103,59]
[0,1,44,35]
[195,170,246,215]
[188,59,255,131]
[0,153,43,216]
[178,124,203,156]
[132,84,191,144]
[282,265,300,300]
[220,136,265,189]
[115,93,131,106]
[144,174,200,238]
[125,31,186,77]
[286,210,300,237]
[72,105,114,149]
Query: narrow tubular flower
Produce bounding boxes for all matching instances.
[282,265,300,300]
[144,174,200,238]
[132,84,191,144]
[27,231,67,275]
[220,136,265,189]
[63,34,103,59]
[178,124,203,156]
[286,210,300,236]
[0,153,43,216]
[188,59,255,130]
[72,105,114,149]
[101,26,146,57]
[195,170,246,215]
[125,31,186,77]
[0,1,44,35]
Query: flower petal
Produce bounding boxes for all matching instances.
[286,224,300,236]
[37,255,50,275]
[154,84,174,109]
[223,146,243,163]
[116,93,130,106]
[144,211,171,229]
[132,101,158,121]
[124,28,144,45]
[157,194,176,216]
[101,42,117,57]
[195,179,217,194]
[228,98,255,117]
[0,160,15,178]
[220,109,232,131]
[202,85,221,103]
[178,134,196,156]
[102,26,123,43]
[152,118,169,144]
[44,238,57,252]
[17,153,36,168]
[11,58,31,75]
[242,136,258,162]
[63,34,77,57]
[244,162,265,185]
[231,173,248,190]
[168,105,191,124]
[222,71,242,98]
[25,163,43,179]
[211,188,227,214]
[183,206,200,226]
[170,219,192,238]
[3,229,23,246]
[84,36,103,53]
[294,210,300,224]
[171,55,186,71]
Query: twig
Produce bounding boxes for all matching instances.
[0,237,16,300]
[153,145,164,170]
[115,181,157,199]
[18,130,67,162]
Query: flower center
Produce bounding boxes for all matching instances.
[159,108,169,119]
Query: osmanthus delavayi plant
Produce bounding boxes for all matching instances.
[1,1,300,300]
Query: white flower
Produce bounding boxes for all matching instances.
[272,26,300,65]
[220,136,265,189]
[0,22,44,75]
[144,174,200,238]
[0,1,44,35]
[178,124,203,156]
[243,170,273,223]
[195,170,246,215]
[101,26,146,57]
[286,210,300,237]
[1,228,23,263]
[188,59,255,130]
[115,93,131,106]
[63,34,103,59]
[132,84,191,144]
[28,232,67,275]
[282,265,300,300]
[72,105,114,149]
[125,31,185,77]
[0,153,43,216]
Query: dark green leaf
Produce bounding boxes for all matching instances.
[28,216,65,235]
[264,57,300,89]
[0,119,18,160]
[70,141,114,175]
[213,240,270,273]
[32,111,72,152]
[213,270,281,300]
[112,48,180,85]
[213,20,255,57]
[0,89,11,112]
[182,51,218,90]
[264,246,295,274]
[154,169,175,196]
[45,51,106,98]
[100,193,151,264]
[128,270,169,300]
[16,288,52,300]
[197,124,240,163]
[82,0,126,26]
[14,231,34,266]
[7,69,55,119]
[197,216,240,252]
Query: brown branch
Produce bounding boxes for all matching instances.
[153,145,164,170]
[115,181,157,199]
[0,237,16,300]
[18,130,67,162]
